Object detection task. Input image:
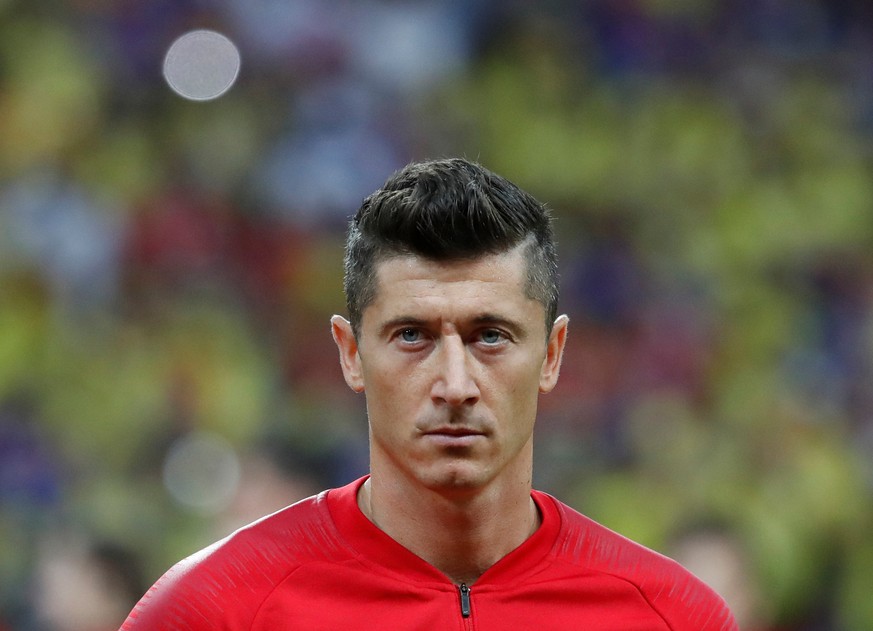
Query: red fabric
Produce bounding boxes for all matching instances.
[121,477,737,630]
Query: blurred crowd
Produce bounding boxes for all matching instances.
[2,0,873,629]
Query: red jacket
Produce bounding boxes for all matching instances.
[121,477,737,630]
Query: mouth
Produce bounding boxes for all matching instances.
[423,425,485,436]
[421,427,487,446]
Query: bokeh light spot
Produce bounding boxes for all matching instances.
[162,431,241,514]
[162,30,241,101]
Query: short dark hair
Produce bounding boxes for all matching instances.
[343,158,559,334]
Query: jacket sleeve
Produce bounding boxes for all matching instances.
[119,538,282,631]
[119,492,335,630]
[640,565,739,631]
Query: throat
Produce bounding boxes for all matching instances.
[357,478,541,584]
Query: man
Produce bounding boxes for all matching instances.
[121,158,737,629]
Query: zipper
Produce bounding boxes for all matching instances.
[458,583,471,618]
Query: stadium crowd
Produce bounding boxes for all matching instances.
[1,1,872,629]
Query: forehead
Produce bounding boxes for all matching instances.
[364,247,537,320]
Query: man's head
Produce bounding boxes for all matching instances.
[343,158,559,336]
[331,158,569,495]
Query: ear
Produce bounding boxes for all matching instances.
[539,314,569,393]
[331,315,365,393]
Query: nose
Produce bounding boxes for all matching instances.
[431,335,480,408]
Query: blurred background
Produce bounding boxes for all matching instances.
[1,0,872,629]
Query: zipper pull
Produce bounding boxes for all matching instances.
[458,583,471,618]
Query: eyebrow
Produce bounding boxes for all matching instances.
[471,313,524,334]
[378,314,526,338]
[378,316,429,338]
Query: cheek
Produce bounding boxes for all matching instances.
[362,363,425,430]
[364,348,436,398]
[487,362,542,418]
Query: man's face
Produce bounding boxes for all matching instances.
[332,246,567,495]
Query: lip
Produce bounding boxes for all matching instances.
[421,427,486,446]
[424,427,484,436]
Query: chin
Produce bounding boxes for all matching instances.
[420,465,490,495]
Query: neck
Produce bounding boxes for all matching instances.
[357,472,540,585]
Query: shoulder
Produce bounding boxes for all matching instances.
[121,490,350,630]
[537,492,738,631]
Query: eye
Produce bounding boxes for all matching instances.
[399,328,422,343]
[479,329,505,345]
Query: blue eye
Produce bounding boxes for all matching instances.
[400,328,421,343]
[480,329,503,344]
